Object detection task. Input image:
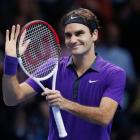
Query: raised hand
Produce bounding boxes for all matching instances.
[5,24,30,57]
[5,25,20,57]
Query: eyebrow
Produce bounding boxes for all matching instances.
[75,30,85,35]
[65,29,85,35]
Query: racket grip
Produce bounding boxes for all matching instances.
[52,106,67,138]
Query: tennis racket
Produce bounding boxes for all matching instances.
[16,20,67,138]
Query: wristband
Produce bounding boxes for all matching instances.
[4,55,18,75]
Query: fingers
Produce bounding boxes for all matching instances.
[6,25,20,41]
[18,29,31,55]
[41,89,69,110]
[47,98,60,107]
[6,30,9,42]
[42,89,62,107]
[19,39,30,55]
[15,24,20,40]
[41,88,58,96]
[10,25,16,40]
[46,94,62,107]
[23,39,30,50]
[46,93,61,100]
[19,29,26,47]
[9,25,20,40]
[5,24,21,57]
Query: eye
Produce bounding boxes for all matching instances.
[64,32,71,39]
[75,30,84,37]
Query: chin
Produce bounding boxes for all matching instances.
[71,50,80,54]
[71,48,81,54]
[71,49,91,56]
[71,51,83,56]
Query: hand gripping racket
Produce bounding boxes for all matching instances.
[16,20,67,138]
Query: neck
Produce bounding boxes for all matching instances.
[72,50,96,76]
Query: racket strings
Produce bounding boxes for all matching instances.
[19,23,59,78]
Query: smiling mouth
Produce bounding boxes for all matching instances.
[70,44,83,48]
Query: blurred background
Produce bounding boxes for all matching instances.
[0,0,140,139]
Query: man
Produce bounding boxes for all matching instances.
[3,8,126,140]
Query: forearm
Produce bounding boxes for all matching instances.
[2,74,23,105]
[63,100,113,126]
[64,101,109,125]
[2,74,36,106]
[44,90,118,126]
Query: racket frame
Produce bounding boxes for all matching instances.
[17,20,67,138]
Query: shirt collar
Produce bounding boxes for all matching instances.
[66,54,104,72]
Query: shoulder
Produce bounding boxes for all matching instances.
[58,56,71,69]
[59,56,70,64]
[59,56,70,62]
[97,57,127,92]
[99,56,126,77]
[100,56,125,71]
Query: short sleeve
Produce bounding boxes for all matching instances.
[26,78,43,93]
[103,69,126,108]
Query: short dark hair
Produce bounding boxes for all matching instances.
[61,8,100,32]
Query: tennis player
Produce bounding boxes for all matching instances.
[3,8,126,140]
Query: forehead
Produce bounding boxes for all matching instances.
[64,23,90,33]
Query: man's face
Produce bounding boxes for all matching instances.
[64,23,97,56]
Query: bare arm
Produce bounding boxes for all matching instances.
[63,97,118,126]
[2,25,36,106]
[2,75,36,106]
[42,90,118,126]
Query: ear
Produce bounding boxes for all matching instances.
[92,29,98,42]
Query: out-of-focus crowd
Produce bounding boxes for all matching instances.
[0,0,140,139]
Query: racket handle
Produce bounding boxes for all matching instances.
[52,106,67,138]
[35,80,67,137]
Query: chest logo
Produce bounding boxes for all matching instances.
[89,80,98,83]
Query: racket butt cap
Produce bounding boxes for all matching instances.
[59,131,67,138]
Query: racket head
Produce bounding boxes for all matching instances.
[17,20,61,80]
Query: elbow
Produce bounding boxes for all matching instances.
[100,119,111,126]
[90,112,112,126]
[95,110,112,126]
[3,96,19,106]
[100,115,113,126]
[4,100,17,106]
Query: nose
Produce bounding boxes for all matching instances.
[70,35,77,44]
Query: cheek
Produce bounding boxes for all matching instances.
[65,40,71,49]
[84,38,93,47]
[65,39,69,46]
